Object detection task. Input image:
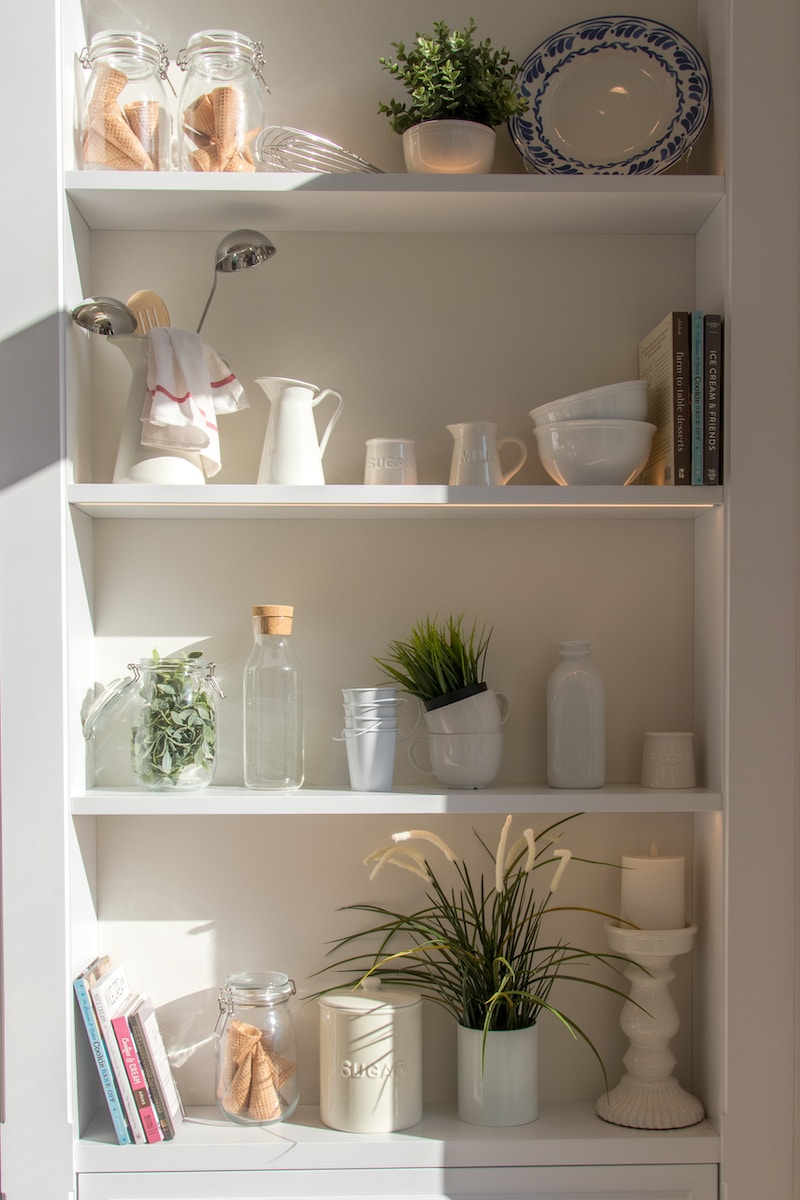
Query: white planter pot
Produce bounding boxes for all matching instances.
[402,120,496,174]
[457,1024,539,1126]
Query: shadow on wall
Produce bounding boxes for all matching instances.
[0,313,64,490]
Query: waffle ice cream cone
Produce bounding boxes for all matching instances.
[227,1020,262,1066]
[248,1042,281,1121]
[96,108,154,169]
[125,100,161,165]
[190,147,216,172]
[82,128,147,171]
[223,1050,254,1114]
[217,1019,262,1108]
[211,86,246,169]
[267,1050,297,1090]
[223,152,255,173]
[87,62,127,114]
[182,94,215,146]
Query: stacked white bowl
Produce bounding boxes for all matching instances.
[529,380,656,486]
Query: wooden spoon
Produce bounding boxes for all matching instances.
[127,289,170,334]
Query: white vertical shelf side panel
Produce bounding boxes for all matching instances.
[720,1,800,1196]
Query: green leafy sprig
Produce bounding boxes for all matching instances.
[378,19,527,135]
[131,650,217,788]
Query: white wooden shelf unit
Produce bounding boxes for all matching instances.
[5,2,800,1200]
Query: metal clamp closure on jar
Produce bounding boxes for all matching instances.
[176,30,269,90]
[80,33,170,81]
[216,971,296,1031]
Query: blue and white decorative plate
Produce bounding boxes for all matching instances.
[509,15,711,175]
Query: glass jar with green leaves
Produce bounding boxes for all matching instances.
[129,654,223,789]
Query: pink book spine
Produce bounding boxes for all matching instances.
[111,1015,164,1143]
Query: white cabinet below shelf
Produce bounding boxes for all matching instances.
[78,1165,718,1200]
[70,785,722,816]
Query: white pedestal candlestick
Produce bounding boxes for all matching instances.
[596,924,705,1130]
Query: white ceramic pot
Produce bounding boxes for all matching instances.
[457,1024,539,1126]
[402,120,496,174]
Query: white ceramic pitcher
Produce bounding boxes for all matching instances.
[255,377,344,484]
[447,421,527,485]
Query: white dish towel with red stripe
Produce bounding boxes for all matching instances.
[141,327,248,477]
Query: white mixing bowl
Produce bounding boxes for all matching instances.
[533,418,657,486]
[529,380,650,426]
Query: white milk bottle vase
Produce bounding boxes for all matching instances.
[546,640,605,788]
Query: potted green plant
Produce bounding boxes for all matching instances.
[377,18,527,174]
[375,612,491,709]
[318,814,630,1125]
[375,613,505,786]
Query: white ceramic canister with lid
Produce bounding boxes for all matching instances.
[319,988,422,1132]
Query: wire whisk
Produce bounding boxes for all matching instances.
[255,126,383,174]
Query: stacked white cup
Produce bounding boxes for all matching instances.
[340,687,401,791]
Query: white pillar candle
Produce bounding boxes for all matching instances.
[620,842,685,930]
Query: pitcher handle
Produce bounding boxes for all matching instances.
[498,437,528,485]
[314,389,344,458]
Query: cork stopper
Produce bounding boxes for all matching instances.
[252,605,294,635]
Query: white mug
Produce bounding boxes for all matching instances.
[409,731,503,789]
[641,731,696,789]
[364,438,418,485]
[423,688,509,735]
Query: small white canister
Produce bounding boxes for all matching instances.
[319,987,422,1132]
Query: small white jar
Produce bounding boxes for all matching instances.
[319,988,422,1132]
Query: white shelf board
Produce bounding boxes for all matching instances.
[68,484,723,520]
[76,1102,720,1172]
[65,172,724,235]
[71,784,722,816]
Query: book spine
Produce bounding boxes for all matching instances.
[703,315,724,484]
[672,312,692,485]
[91,985,146,1144]
[691,310,705,485]
[111,1014,164,1143]
[637,313,674,485]
[73,978,132,1145]
[140,1003,185,1133]
[129,1011,175,1139]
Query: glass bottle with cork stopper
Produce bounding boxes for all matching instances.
[243,605,304,789]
